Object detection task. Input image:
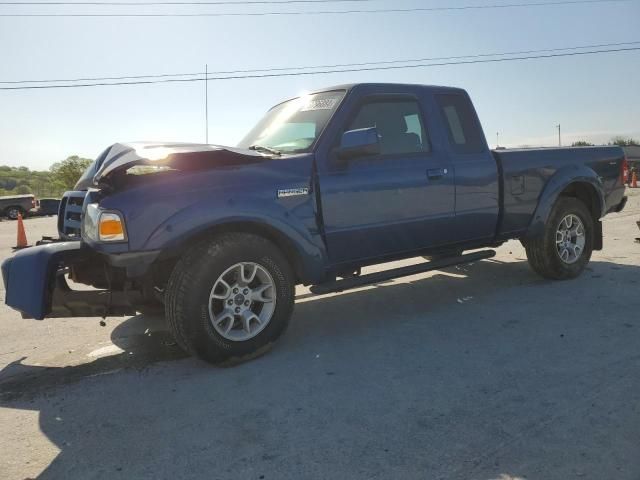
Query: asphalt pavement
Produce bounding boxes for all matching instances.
[1,193,639,480]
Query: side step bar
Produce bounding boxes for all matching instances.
[310,250,496,295]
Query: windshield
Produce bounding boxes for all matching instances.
[238,90,345,154]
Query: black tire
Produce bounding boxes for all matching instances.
[5,206,25,220]
[524,197,593,280]
[165,233,295,365]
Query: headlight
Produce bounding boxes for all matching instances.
[99,212,126,241]
[83,203,127,242]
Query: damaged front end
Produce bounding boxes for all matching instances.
[92,141,268,189]
[1,242,146,319]
[2,141,274,320]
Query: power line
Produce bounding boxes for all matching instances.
[0,0,633,16]
[0,70,201,84]
[2,40,639,85]
[1,46,638,90]
[0,0,374,4]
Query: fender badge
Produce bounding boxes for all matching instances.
[277,188,309,198]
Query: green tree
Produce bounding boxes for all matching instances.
[571,140,594,147]
[610,136,639,147]
[15,185,32,194]
[49,155,93,190]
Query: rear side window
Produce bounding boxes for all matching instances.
[346,100,429,155]
[436,94,485,154]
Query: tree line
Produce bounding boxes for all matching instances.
[571,136,639,147]
[0,156,92,198]
[1,137,638,198]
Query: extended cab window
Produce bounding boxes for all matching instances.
[346,100,429,155]
[436,94,485,154]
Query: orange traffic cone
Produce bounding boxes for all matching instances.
[16,212,28,249]
[632,171,638,189]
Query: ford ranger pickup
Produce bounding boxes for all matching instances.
[2,83,628,364]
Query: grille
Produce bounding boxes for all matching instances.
[58,191,87,240]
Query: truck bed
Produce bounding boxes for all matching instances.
[493,146,626,236]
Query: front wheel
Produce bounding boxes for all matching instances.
[524,197,593,280]
[165,233,295,364]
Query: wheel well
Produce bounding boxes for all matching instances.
[558,181,603,250]
[558,182,601,220]
[157,222,305,284]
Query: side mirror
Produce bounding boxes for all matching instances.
[337,127,380,159]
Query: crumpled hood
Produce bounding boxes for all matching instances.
[89,141,269,187]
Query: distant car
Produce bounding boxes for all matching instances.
[34,198,61,216]
[0,194,36,220]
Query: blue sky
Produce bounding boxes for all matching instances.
[1,0,639,169]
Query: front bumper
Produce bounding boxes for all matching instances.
[2,242,86,319]
[2,242,148,320]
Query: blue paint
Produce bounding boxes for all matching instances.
[2,242,83,319]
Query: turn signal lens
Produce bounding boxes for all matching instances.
[99,213,125,241]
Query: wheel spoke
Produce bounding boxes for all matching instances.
[211,279,231,299]
[250,284,273,303]
[240,263,257,285]
[560,248,569,262]
[242,311,260,334]
[556,231,564,244]
[215,310,235,334]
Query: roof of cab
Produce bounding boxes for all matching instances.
[311,83,467,95]
[268,83,468,110]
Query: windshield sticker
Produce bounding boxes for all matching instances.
[277,187,310,198]
[301,98,338,112]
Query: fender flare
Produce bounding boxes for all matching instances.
[142,198,328,284]
[525,165,605,240]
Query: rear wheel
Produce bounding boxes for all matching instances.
[5,206,25,220]
[165,233,295,364]
[524,197,593,280]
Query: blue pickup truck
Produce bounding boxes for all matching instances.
[2,83,628,364]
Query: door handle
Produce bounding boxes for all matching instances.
[427,168,448,180]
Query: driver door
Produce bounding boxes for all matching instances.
[318,95,456,265]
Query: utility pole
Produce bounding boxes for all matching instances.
[496,132,499,148]
[205,64,209,144]
[556,124,561,147]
